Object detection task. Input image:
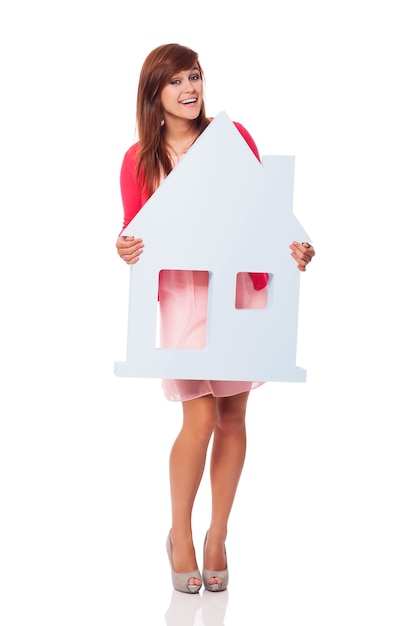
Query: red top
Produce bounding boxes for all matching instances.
[119,121,269,290]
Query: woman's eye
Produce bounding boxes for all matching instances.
[169,73,200,85]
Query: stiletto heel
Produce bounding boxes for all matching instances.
[166,533,202,594]
[202,532,229,592]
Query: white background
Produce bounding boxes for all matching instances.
[1,1,416,624]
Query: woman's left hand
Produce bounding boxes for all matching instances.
[289,241,315,272]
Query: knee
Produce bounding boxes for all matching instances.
[181,397,216,446]
[183,417,214,448]
[197,420,216,445]
[215,408,246,436]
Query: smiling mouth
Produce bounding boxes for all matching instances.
[180,98,197,105]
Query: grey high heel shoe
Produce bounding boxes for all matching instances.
[166,533,202,594]
[202,532,229,592]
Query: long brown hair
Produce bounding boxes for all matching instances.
[136,43,210,195]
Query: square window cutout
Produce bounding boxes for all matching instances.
[235,272,269,309]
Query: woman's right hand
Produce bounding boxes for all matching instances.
[116,235,144,265]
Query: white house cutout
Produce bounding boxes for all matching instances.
[114,111,311,382]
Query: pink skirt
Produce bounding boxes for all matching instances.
[158,270,267,402]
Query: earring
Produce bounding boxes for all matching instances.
[161,119,165,126]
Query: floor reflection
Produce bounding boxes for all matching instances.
[165,588,229,626]
[201,590,229,626]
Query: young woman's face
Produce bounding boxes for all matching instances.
[160,66,203,124]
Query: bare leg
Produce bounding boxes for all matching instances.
[204,391,250,585]
[169,394,216,584]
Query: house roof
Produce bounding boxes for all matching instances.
[122,111,309,273]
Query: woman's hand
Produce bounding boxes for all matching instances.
[289,241,315,272]
[116,235,144,265]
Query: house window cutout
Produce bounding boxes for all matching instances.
[155,269,209,349]
[235,272,269,309]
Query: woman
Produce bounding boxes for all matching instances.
[116,43,315,594]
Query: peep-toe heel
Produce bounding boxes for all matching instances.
[202,532,229,592]
[166,533,202,594]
